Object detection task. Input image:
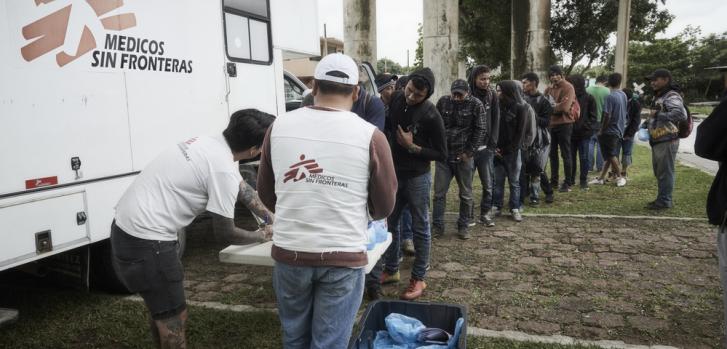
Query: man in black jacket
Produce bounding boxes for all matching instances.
[376,67,447,301]
[619,88,642,178]
[695,96,727,344]
[469,65,501,227]
[521,73,555,205]
[432,79,487,240]
[567,75,599,190]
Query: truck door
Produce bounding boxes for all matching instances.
[221,0,279,117]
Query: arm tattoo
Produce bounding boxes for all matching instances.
[239,181,274,224]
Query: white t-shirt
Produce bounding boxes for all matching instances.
[115,135,242,241]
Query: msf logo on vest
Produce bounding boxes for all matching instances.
[20,0,137,67]
[284,155,323,183]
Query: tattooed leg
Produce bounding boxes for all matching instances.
[156,309,188,349]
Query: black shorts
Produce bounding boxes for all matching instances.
[598,134,621,158]
[110,221,186,320]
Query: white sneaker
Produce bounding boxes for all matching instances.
[588,177,605,185]
[616,177,627,187]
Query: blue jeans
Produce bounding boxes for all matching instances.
[473,148,495,216]
[492,150,522,210]
[616,137,635,170]
[273,263,364,349]
[651,140,679,207]
[383,172,431,280]
[400,207,413,241]
[589,135,604,171]
[570,137,591,185]
[432,159,474,229]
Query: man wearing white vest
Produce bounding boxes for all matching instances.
[257,53,397,349]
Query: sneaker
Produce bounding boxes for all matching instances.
[457,227,470,240]
[588,177,605,185]
[467,221,477,228]
[529,199,540,206]
[579,182,590,191]
[381,271,400,284]
[401,239,416,256]
[545,193,554,203]
[616,177,627,187]
[400,279,427,300]
[432,226,445,239]
[479,215,495,227]
[558,183,572,192]
[511,209,523,222]
[366,287,383,301]
[647,201,672,210]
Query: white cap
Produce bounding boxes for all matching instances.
[313,53,359,86]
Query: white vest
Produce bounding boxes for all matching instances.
[270,107,375,253]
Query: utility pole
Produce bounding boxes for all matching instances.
[406,49,410,71]
[343,0,377,64]
[614,0,632,87]
[323,23,328,56]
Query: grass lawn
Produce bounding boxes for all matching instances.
[446,144,712,218]
[690,105,715,117]
[0,280,605,349]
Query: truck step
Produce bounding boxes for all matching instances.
[0,308,19,327]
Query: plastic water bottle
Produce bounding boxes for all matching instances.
[638,128,650,142]
[366,222,377,250]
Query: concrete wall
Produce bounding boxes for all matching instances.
[423,0,465,101]
[343,0,377,64]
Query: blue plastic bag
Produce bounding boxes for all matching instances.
[386,313,425,344]
[638,127,650,142]
[373,330,414,349]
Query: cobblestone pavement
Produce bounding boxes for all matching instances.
[183,212,722,348]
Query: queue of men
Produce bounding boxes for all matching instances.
[111,51,693,348]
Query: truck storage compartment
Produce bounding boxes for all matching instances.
[0,191,89,270]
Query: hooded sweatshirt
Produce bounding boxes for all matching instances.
[695,96,727,226]
[468,65,500,149]
[496,80,529,154]
[386,68,448,179]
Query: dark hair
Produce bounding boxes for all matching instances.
[520,72,540,86]
[410,76,430,93]
[623,88,634,100]
[476,65,491,74]
[395,75,409,90]
[223,109,275,152]
[607,73,622,88]
[595,75,608,84]
[548,65,563,77]
[314,79,356,96]
[566,74,586,96]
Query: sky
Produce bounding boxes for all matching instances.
[317,0,727,66]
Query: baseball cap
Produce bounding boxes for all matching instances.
[450,79,469,94]
[375,73,398,92]
[314,53,359,85]
[645,68,672,81]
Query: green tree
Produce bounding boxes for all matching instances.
[413,23,424,70]
[458,0,672,75]
[376,57,404,75]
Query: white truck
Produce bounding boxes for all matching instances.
[0,0,319,290]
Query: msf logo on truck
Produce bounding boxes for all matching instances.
[19,0,193,73]
[20,0,137,67]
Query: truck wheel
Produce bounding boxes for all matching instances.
[92,226,188,293]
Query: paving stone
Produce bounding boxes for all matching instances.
[426,270,447,279]
[493,231,517,238]
[183,280,197,288]
[518,257,546,265]
[603,300,640,315]
[484,272,515,281]
[476,316,516,331]
[582,313,625,328]
[598,260,619,267]
[222,273,249,283]
[194,281,220,292]
[193,291,219,301]
[520,243,545,250]
[440,262,465,272]
[540,310,580,324]
[598,252,631,261]
[517,320,560,334]
[680,249,712,259]
[451,272,478,280]
[220,284,239,292]
[475,249,499,256]
[551,244,577,251]
[443,288,472,299]
[556,275,584,286]
[532,249,561,258]
[564,325,610,340]
[551,257,581,267]
[627,316,670,332]
[591,238,619,245]
[558,297,594,312]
